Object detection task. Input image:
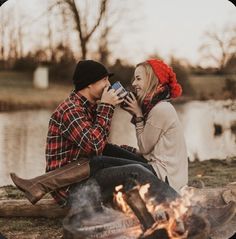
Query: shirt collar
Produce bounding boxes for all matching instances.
[70,90,97,110]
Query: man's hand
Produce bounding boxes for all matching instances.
[101,86,125,106]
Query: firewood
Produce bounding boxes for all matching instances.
[0,199,68,218]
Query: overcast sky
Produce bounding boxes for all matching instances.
[1,0,236,66]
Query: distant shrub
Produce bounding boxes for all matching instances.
[12,56,37,71]
[49,46,77,84]
[109,59,135,89]
[170,59,195,96]
[224,77,236,98]
[49,58,76,85]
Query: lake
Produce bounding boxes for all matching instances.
[0,100,236,186]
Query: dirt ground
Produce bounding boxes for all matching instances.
[0,157,236,239]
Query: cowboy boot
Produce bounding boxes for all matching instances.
[10,158,90,205]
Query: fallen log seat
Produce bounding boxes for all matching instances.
[0,199,69,218]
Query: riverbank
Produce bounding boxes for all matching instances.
[0,158,235,239]
[1,76,235,112]
[0,77,72,112]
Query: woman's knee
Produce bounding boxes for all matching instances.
[126,164,152,175]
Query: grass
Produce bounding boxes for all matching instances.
[0,76,71,111]
[0,218,63,239]
[188,157,236,187]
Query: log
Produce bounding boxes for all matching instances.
[189,182,236,206]
[0,199,68,218]
[188,183,236,239]
[0,183,235,221]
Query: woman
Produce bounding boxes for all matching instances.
[120,59,188,193]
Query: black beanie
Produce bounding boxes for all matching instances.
[73,60,114,91]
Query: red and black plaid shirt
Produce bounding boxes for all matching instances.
[45,90,115,206]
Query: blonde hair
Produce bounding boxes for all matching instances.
[135,62,159,104]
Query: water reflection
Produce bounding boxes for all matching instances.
[0,101,236,186]
[176,101,236,161]
[0,110,51,186]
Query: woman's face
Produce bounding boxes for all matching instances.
[132,66,148,97]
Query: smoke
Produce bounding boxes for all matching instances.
[63,178,141,239]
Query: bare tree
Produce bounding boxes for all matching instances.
[46,10,55,62]
[0,10,6,61]
[17,23,23,59]
[199,26,236,72]
[98,24,111,65]
[56,0,108,59]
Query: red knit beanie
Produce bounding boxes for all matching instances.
[146,59,182,98]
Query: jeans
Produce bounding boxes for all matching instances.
[89,144,178,204]
[70,144,178,207]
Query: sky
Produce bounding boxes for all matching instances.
[113,0,236,66]
[0,0,236,67]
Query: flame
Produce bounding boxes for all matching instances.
[113,185,132,214]
[139,183,150,199]
[113,184,195,239]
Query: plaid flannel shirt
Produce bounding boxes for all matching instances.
[45,90,115,206]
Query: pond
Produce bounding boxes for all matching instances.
[0,100,236,186]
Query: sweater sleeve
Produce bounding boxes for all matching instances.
[135,102,175,156]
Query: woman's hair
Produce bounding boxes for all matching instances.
[135,62,159,104]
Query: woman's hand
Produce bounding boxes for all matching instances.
[122,92,143,117]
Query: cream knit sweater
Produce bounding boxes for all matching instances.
[135,101,188,192]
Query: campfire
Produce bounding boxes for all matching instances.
[63,180,223,239]
[113,184,210,239]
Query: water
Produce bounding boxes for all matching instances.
[0,100,236,187]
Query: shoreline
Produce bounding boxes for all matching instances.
[1,96,235,113]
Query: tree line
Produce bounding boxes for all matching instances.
[0,0,235,96]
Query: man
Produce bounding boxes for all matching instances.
[11,60,125,207]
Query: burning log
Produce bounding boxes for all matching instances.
[140,228,169,239]
[117,181,189,239]
[123,187,155,231]
[121,184,171,239]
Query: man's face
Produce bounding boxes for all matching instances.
[89,77,110,100]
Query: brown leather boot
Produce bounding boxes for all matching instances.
[10,158,90,205]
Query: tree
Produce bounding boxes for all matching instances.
[199,26,236,73]
[97,21,111,65]
[56,0,108,59]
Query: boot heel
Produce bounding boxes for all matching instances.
[24,191,39,205]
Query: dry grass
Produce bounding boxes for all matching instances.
[0,76,72,111]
